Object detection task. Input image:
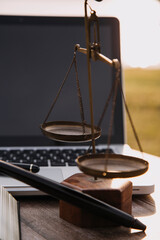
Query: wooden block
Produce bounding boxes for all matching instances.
[59,173,132,228]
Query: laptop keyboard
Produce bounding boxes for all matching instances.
[0,148,113,167]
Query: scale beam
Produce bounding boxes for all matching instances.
[75,44,120,69]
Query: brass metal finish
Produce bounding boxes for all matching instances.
[40,121,101,142]
[76,153,149,178]
[84,0,96,153]
[76,44,119,68]
[40,0,149,179]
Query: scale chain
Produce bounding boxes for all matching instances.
[43,55,76,124]
[43,50,86,133]
[119,78,144,154]
[74,52,86,134]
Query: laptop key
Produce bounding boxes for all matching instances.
[0,156,7,161]
[18,159,28,164]
[51,159,66,166]
[62,149,73,155]
[31,159,48,166]
[97,148,114,154]
[68,160,77,166]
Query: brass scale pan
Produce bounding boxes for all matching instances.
[40,121,101,142]
[41,121,148,178]
[76,153,149,178]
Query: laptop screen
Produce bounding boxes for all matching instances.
[0,16,124,146]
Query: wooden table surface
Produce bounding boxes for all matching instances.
[18,154,160,240]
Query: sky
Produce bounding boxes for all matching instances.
[92,0,160,68]
[111,0,160,68]
[0,0,160,68]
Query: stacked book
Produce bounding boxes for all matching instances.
[0,186,21,240]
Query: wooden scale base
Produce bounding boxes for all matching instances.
[60,173,132,227]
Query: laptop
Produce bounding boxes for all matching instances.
[0,15,154,196]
